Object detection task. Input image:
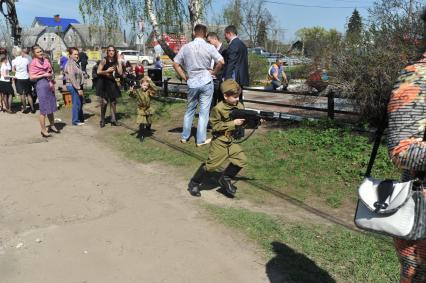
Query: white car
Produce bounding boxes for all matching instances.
[119,50,154,65]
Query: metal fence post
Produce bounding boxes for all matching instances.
[327,91,335,119]
[163,78,169,97]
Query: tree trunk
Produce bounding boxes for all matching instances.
[188,0,202,39]
[146,0,176,59]
[0,0,21,45]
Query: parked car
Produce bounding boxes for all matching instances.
[118,50,154,65]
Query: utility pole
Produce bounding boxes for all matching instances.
[0,0,21,46]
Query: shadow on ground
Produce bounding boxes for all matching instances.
[266,241,335,283]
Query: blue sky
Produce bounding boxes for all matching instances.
[15,0,376,42]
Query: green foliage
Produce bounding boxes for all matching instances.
[346,9,363,43]
[223,0,242,30]
[248,53,269,84]
[112,97,399,209]
[52,62,60,74]
[163,68,180,80]
[256,20,267,47]
[206,205,399,283]
[296,27,343,64]
[285,64,309,80]
[243,119,399,207]
[334,0,425,126]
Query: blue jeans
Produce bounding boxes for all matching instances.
[182,81,213,144]
[67,85,84,125]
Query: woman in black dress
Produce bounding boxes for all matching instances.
[96,45,123,127]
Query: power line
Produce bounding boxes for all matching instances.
[264,0,370,9]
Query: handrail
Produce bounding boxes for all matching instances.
[160,80,358,118]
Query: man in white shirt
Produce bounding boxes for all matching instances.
[12,47,34,113]
[173,24,224,146]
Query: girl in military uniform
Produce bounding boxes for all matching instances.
[188,79,248,198]
[128,76,157,142]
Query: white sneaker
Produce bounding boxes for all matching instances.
[196,138,212,147]
[73,122,85,126]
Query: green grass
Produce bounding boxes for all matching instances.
[110,97,399,209]
[111,94,209,169]
[205,205,399,283]
[243,119,399,207]
[103,93,401,283]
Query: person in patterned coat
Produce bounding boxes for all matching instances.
[386,8,426,282]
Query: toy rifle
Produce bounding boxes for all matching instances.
[230,109,275,129]
[229,109,275,143]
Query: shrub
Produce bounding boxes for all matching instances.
[248,53,269,84]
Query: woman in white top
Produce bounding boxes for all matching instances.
[12,47,34,113]
[0,56,14,113]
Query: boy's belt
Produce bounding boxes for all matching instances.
[213,130,233,139]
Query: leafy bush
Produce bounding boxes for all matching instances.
[333,0,424,127]
[248,53,269,84]
[286,64,309,80]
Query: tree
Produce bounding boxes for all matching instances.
[346,9,362,43]
[0,0,21,45]
[223,0,242,30]
[240,0,272,47]
[296,27,342,63]
[256,20,267,47]
[79,0,208,58]
[333,0,424,126]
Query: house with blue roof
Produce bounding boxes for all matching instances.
[20,15,78,59]
[32,15,80,33]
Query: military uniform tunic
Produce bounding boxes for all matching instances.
[205,101,247,171]
[129,80,157,124]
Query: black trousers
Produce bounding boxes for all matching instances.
[211,79,223,110]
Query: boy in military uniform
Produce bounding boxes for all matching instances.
[188,79,247,198]
[128,76,157,142]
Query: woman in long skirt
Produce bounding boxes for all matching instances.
[29,45,59,138]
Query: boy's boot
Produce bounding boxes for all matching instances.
[146,123,152,132]
[138,124,145,142]
[188,164,207,197]
[219,163,242,198]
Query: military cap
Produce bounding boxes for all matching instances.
[221,79,241,95]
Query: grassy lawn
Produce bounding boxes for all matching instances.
[206,205,399,283]
[243,120,398,208]
[91,92,402,283]
[110,94,399,209]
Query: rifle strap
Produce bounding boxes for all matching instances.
[234,128,257,144]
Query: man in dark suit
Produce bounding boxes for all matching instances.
[223,25,249,101]
[207,32,226,108]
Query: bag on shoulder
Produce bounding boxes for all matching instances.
[354,126,426,240]
[355,177,426,240]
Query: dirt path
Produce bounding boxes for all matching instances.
[0,111,268,283]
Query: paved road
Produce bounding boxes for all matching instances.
[0,111,268,283]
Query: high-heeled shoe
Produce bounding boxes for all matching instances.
[41,131,51,138]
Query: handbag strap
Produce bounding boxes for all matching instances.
[365,124,426,178]
[365,123,386,178]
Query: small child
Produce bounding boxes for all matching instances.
[128,76,157,142]
[188,79,248,198]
